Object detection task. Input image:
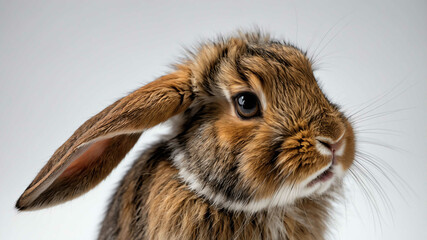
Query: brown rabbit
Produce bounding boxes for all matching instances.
[16,31,355,240]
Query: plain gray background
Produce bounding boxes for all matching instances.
[1,0,426,239]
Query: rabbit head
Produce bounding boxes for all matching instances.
[169,32,355,212]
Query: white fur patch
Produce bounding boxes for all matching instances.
[173,148,345,213]
[315,140,333,156]
[335,141,346,157]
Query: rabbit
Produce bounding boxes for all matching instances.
[16,31,355,240]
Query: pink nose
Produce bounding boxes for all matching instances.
[316,133,345,155]
[318,139,344,153]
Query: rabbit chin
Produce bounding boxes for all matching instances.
[175,151,345,213]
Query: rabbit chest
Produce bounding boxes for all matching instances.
[99,143,330,240]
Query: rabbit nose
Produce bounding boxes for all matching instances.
[315,132,346,157]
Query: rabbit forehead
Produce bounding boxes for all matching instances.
[189,36,329,117]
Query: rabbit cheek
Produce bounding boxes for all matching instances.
[238,133,286,200]
[214,115,258,144]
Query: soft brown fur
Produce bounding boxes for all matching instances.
[99,143,335,240]
[16,31,355,239]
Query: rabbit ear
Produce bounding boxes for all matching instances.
[16,69,193,211]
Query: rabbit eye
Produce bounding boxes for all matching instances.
[234,92,261,119]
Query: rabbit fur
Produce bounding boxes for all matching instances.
[16,31,355,240]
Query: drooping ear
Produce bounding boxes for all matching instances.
[16,69,193,211]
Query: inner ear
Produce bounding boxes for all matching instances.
[58,138,111,180]
[16,133,141,210]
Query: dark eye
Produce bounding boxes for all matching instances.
[234,92,261,119]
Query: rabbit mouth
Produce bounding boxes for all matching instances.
[302,158,347,197]
[307,164,335,187]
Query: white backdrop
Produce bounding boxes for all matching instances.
[1,1,426,239]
